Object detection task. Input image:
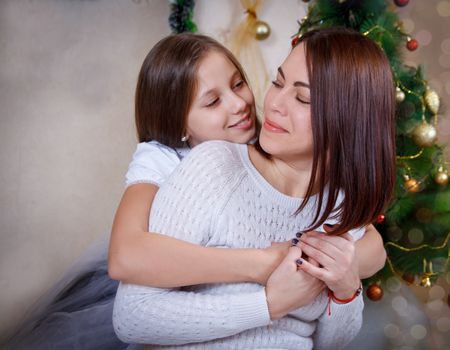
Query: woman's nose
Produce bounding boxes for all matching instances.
[269,89,287,117]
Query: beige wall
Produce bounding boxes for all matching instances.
[0,0,169,339]
[1,0,449,343]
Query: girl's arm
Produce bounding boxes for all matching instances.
[355,224,386,278]
[108,183,287,287]
[113,246,324,346]
[113,282,271,345]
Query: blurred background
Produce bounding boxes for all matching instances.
[0,0,449,348]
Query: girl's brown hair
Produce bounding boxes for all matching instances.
[275,27,396,234]
[135,33,251,148]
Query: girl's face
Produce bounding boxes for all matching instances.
[259,43,313,162]
[186,51,256,147]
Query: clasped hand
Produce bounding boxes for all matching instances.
[264,229,361,320]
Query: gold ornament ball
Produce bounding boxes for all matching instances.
[405,178,420,192]
[412,122,437,147]
[366,284,383,301]
[424,88,440,114]
[420,275,432,287]
[396,87,405,103]
[254,20,271,40]
[434,170,449,186]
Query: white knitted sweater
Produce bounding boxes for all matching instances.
[113,141,364,350]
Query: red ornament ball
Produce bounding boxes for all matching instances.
[366,284,383,301]
[291,36,299,48]
[377,214,386,224]
[402,273,415,285]
[407,38,419,51]
[394,0,409,7]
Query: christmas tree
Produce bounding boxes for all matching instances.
[168,0,449,298]
[294,0,449,298]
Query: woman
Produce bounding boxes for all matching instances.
[113,27,396,349]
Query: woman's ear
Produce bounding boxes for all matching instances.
[323,223,337,234]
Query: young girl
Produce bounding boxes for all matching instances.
[113,28,396,349]
[4,33,385,349]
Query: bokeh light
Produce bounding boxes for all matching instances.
[410,324,427,340]
[416,29,433,46]
[445,80,450,94]
[428,79,443,95]
[437,1,450,16]
[387,276,402,292]
[384,323,400,338]
[387,225,403,241]
[415,207,433,223]
[441,38,450,53]
[402,18,415,32]
[426,298,444,313]
[438,53,450,68]
[392,295,409,317]
[436,317,450,332]
[408,228,424,245]
[428,284,445,300]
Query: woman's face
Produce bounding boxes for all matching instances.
[259,43,313,162]
[186,50,256,147]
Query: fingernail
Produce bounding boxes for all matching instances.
[295,259,303,265]
[291,238,299,246]
[296,232,303,238]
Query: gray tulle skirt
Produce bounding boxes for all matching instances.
[2,233,137,350]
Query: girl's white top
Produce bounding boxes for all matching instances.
[115,140,364,350]
[125,140,190,187]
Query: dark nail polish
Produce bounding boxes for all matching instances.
[295,259,303,265]
[296,232,303,238]
[291,238,299,245]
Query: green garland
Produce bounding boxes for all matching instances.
[168,0,197,33]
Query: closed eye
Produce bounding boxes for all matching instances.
[233,80,244,90]
[296,96,310,104]
[206,97,219,107]
[271,80,283,88]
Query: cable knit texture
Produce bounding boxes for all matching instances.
[113,141,364,350]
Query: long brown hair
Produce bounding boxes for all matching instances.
[135,33,251,148]
[269,27,396,234]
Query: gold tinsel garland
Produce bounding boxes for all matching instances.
[227,0,270,116]
[384,232,450,287]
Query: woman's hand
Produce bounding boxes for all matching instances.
[265,246,325,320]
[296,230,361,300]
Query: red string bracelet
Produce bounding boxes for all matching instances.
[327,285,363,316]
